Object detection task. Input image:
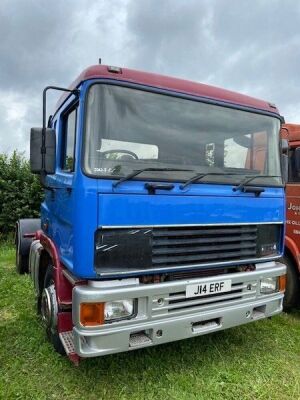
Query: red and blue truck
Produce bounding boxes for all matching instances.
[16,65,287,364]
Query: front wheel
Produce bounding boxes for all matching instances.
[40,265,65,355]
[282,256,300,311]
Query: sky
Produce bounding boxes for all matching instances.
[0,0,299,155]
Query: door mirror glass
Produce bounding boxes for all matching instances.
[281,153,288,184]
[294,147,300,174]
[280,139,289,184]
[281,139,288,153]
[30,128,56,174]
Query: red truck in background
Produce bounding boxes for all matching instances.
[281,124,300,309]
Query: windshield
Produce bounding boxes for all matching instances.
[83,84,282,186]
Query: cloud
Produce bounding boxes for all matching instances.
[0,90,39,154]
[126,0,214,78]
[126,0,300,117]
[0,0,129,153]
[0,0,299,154]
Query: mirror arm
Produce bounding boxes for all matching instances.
[39,170,53,194]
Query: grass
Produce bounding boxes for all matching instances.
[0,244,300,400]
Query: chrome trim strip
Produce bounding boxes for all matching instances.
[152,290,257,312]
[100,222,283,229]
[97,255,282,277]
[156,283,258,302]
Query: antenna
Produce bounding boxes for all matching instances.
[99,58,102,65]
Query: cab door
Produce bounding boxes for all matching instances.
[46,102,79,270]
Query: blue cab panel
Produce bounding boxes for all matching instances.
[41,175,284,279]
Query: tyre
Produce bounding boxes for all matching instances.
[15,224,29,274]
[40,265,65,355]
[282,255,300,311]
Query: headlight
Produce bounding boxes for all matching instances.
[260,277,278,294]
[105,299,136,322]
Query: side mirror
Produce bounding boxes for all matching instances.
[30,128,56,174]
[294,147,300,174]
[281,138,288,153]
[281,154,288,184]
[280,139,289,184]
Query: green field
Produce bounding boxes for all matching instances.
[0,244,300,400]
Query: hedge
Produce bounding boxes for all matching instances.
[0,152,43,236]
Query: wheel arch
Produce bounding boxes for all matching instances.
[34,231,74,306]
[284,236,300,275]
[38,248,53,295]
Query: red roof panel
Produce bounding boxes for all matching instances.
[56,65,280,115]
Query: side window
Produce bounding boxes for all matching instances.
[62,107,77,171]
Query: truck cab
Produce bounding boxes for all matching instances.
[280,124,300,308]
[16,65,286,364]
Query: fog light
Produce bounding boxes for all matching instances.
[105,299,136,322]
[260,277,278,295]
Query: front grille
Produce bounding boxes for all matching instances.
[168,283,243,309]
[166,268,227,281]
[95,223,281,276]
[152,225,258,268]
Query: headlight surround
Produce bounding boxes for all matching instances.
[80,299,137,327]
[94,228,152,274]
[256,224,282,258]
[104,299,137,322]
[260,277,278,295]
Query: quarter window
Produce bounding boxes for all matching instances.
[62,107,77,171]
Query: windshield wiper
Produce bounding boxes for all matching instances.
[112,167,194,188]
[180,172,243,190]
[233,175,281,193]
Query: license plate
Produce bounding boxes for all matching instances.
[186,279,232,298]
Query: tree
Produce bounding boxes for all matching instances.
[0,151,43,235]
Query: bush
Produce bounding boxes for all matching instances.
[0,151,43,235]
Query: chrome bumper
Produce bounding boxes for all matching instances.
[72,262,286,358]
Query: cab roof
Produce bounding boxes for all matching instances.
[56,64,280,115]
